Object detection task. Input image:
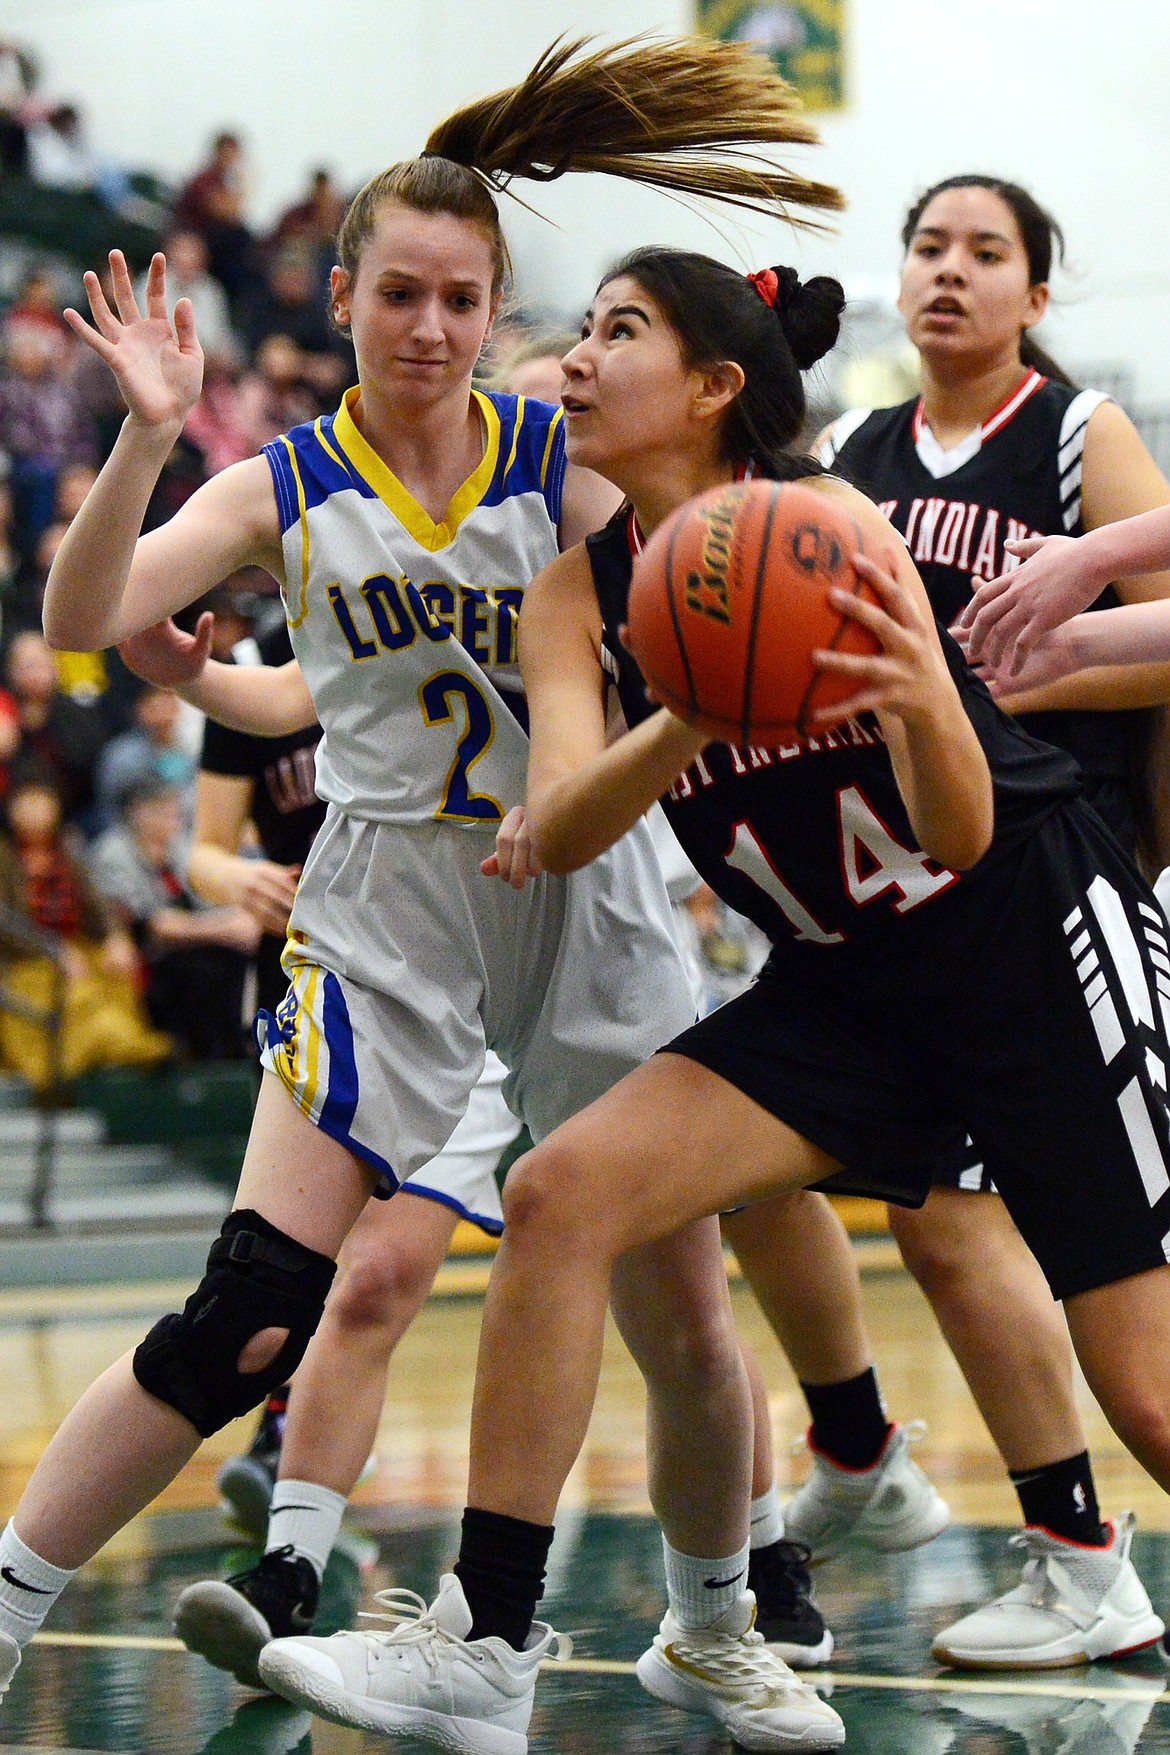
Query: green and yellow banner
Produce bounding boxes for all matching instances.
[696,0,845,110]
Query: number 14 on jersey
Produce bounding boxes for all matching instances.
[726,785,957,944]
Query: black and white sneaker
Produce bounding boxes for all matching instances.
[748,1539,834,1666]
[175,1546,319,1689]
[216,1392,288,1538]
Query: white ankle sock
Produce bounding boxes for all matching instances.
[0,1521,76,1647]
[266,1480,348,1579]
[662,1536,751,1630]
[750,1485,785,1550]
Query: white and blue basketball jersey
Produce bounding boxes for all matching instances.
[263,387,566,825]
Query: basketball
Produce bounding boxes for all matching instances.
[625,479,887,744]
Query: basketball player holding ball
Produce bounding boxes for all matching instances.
[812,175,1170,1666]
[258,245,1170,1744]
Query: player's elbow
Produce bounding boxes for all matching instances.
[530,822,588,876]
[528,801,594,875]
[926,797,994,872]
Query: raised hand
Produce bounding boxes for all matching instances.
[119,613,213,686]
[63,250,204,430]
[956,533,1104,675]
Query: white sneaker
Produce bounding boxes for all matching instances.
[635,1593,845,1751]
[258,1573,569,1754]
[783,1422,949,1562]
[0,1630,19,1701]
[932,1512,1164,1669]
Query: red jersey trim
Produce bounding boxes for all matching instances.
[911,369,1046,447]
[626,460,757,559]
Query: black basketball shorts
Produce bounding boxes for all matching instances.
[667,803,1170,1301]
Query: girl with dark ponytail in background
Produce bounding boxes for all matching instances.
[816,174,1170,1669]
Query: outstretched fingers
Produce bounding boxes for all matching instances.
[142,252,170,322]
[172,296,201,357]
[62,299,116,362]
[106,248,143,325]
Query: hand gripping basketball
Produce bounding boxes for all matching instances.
[625,480,885,743]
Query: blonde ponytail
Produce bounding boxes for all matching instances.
[424,34,843,225]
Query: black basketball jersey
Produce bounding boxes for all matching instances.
[199,621,325,871]
[588,501,1082,952]
[822,375,1145,790]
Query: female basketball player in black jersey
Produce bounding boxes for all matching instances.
[797,175,1170,1666]
[257,249,1170,1738]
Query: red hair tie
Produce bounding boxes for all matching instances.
[747,267,779,308]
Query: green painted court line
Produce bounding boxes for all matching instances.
[29,1633,1169,1705]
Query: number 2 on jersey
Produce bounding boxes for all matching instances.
[727,785,955,943]
[419,671,503,823]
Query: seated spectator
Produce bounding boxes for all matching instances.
[92,684,196,831]
[182,351,253,475]
[185,340,320,475]
[89,778,259,1059]
[4,629,109,828]
[234,334,320,452]
[240,243,346,387]
[0,763,170,1085]
[28,103,93,189]
[270,166,346,253]
[0,319,95,552]
[173,130,260,309]
[138,229,241,368]
[5,265,70,349]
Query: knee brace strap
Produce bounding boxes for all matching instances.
[132,1209,336,1437]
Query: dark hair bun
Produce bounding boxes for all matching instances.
[770,265,845,369]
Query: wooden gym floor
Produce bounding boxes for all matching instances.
[3,1244,1170,1752]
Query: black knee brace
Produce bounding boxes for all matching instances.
[132,1210,336,1437]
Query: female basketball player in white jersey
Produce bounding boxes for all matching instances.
[255,245,1170,1746]
[787,174,1170,1668]
[0,39,846,1753]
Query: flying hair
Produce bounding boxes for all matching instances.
[423,35,844,224]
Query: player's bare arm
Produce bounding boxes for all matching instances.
[963,405,1170,673]
[521,546,706,873]
[190,772,301,936]
[809,482,994,871]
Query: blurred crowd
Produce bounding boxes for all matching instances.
[0,49,566,1091]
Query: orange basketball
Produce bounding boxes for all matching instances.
[626,479,887,744]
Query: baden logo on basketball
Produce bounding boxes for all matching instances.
[683,490,739,625]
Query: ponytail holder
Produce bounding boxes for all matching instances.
[747,267,779,308]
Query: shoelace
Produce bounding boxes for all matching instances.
[353,1587,452,1661]
[666,1624,812,1694]
[353,1590,573,1664]
[999,1533,1107,1625]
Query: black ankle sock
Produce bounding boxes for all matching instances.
[1009,1450,1107,1546]
[454,1507,555,1649]
[801,1367,891,1470]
